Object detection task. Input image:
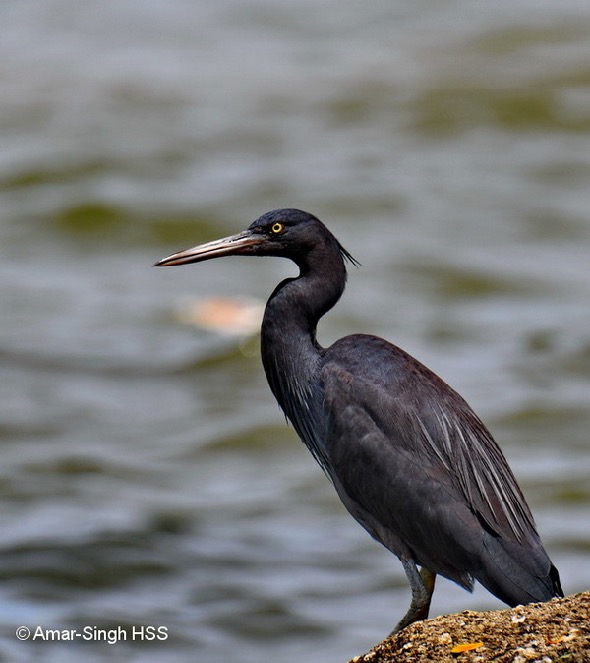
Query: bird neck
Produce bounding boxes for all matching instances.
[261,251,346,378]
[260,250,347,461]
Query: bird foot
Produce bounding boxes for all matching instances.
[389,563,436,636]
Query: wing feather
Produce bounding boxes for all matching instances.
[320,334,550,591]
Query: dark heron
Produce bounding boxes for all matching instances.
[156,208,562,633]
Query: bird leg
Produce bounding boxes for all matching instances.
[390,561,437,635]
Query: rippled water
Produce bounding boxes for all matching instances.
[1,1,590,661]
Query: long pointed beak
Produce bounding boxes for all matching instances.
[155,230,263,267]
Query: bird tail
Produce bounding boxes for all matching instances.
[476,530,563,606]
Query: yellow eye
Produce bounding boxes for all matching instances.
[271,222,284,234]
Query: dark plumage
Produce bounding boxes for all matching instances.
[156,208,562,633]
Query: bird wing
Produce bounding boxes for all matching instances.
[321,334,544,584]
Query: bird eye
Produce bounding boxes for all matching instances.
[271,222,284,234]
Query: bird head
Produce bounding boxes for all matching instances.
[155,208,358,268]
